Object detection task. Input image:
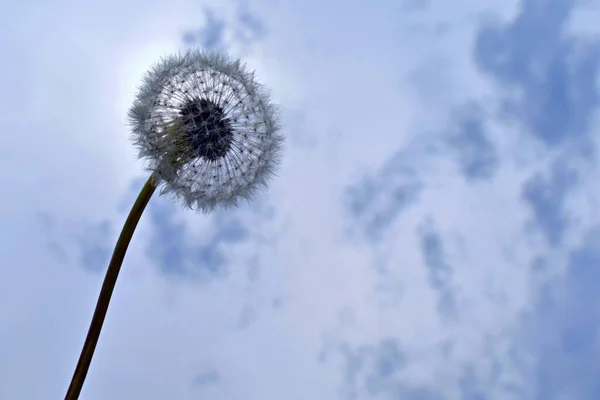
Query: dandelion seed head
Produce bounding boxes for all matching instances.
[128,49,284,213]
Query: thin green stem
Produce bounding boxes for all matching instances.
[65,173,159,400]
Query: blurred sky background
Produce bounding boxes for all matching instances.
[1,0,600,399]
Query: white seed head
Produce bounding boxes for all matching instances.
[128,49,284,213]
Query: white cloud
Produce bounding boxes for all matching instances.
[2,0,600,399]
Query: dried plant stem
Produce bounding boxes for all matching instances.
[65,173,159,400]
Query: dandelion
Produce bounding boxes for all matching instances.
[65,49,283,399]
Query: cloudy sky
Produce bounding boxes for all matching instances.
[2,0,600,399]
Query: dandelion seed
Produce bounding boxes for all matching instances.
[128,49,284,212]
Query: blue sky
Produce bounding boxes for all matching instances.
[1,0,600,399]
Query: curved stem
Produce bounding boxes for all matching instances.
[65,174,159,400]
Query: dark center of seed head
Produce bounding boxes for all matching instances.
[179,98,233,161]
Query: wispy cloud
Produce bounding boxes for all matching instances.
[2,0,600,398]
[474,0,600,149]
